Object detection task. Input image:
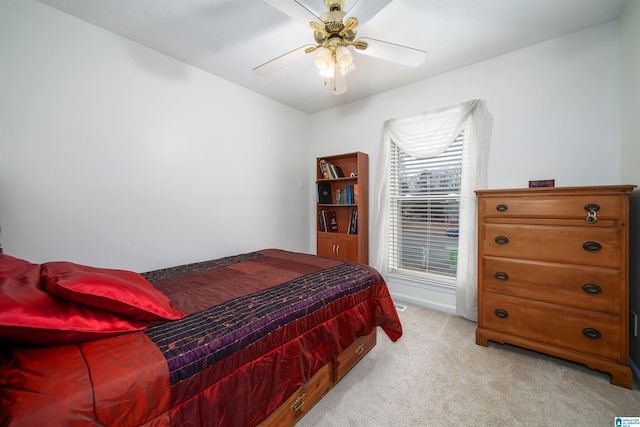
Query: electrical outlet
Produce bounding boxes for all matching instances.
[631,311,638,337]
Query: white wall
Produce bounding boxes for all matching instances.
[620,0,640,381]
[309,21,624,312]
[0,1,311,272]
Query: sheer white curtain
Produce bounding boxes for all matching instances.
[372,100,492,320]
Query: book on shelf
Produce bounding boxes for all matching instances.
[344,184,354,204]
[333,185,356,204]
[318,159,330,179]
[318,158,345,179]
[329,164,345,178]
[327,211,338,232]
[316,182,332,204]
[331,186,358,205]
[325,162,336,179]
[319,210,327,232]
[319,210,338,232]
[348,208,358,234]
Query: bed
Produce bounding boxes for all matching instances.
[0,248,402,426]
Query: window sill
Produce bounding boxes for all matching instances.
[386,271,456,294]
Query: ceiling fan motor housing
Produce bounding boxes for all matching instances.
[315,1,359,48]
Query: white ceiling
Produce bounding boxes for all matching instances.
[37,0,627,114]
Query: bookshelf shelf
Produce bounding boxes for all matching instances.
[316,152,368,264]
[317,177,357,182]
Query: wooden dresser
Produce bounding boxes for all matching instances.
[475,185,635,389]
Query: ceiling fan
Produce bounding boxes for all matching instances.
[253,0,427,95]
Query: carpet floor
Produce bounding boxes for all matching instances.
[297,303,640,426]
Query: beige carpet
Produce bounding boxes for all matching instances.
[298,303,640,426]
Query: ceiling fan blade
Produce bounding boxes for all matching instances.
[344,0,393,26]
[355,37,426,67]
[253,45,316,75]
[264,0,321,27]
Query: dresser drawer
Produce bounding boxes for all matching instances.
[480,293,624,363]
[478,195,623,220]
[333,331,376,383]
[481,223,622,268]
[482,257,622,314]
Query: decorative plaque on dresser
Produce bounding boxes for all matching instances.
[475,185,636,389]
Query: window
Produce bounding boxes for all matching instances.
[372,100,490,319]
[388,132,463,287]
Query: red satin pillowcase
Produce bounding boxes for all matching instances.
[0,254,185,346]
[41,261,185,322]
[0,255,146,346]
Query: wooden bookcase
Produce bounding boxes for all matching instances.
[316,152,368,264]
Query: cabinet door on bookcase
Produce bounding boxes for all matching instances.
[317,233,338,259]
[317,233,358,262]
[334,235,357,262]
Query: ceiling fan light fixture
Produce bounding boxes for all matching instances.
[314,44,354,93]
[336,45,353,70]
[320,60,335,78]
[340,62,356,75]
[313,47,333,71]
[331,65,348,95]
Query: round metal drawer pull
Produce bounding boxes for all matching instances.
[582,283,602,295]
[494,309,509,319]
[495,272,509,281]
[582,328,601,340]
[496,204,508,212]
[495,236,509,245]
[584,203,600,212]
[583,241,602,252]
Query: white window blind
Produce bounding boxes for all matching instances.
[388,132,463,286]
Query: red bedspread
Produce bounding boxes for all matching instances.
[0,249,402,426]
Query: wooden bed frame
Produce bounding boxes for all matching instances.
[260,330,376,426]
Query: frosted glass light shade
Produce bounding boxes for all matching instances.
[313,47,332,71]
[336,45,353,70]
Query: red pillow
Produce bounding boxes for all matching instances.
[0,253,36,279]
[42,262,185,321]
[0,255,146,346]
